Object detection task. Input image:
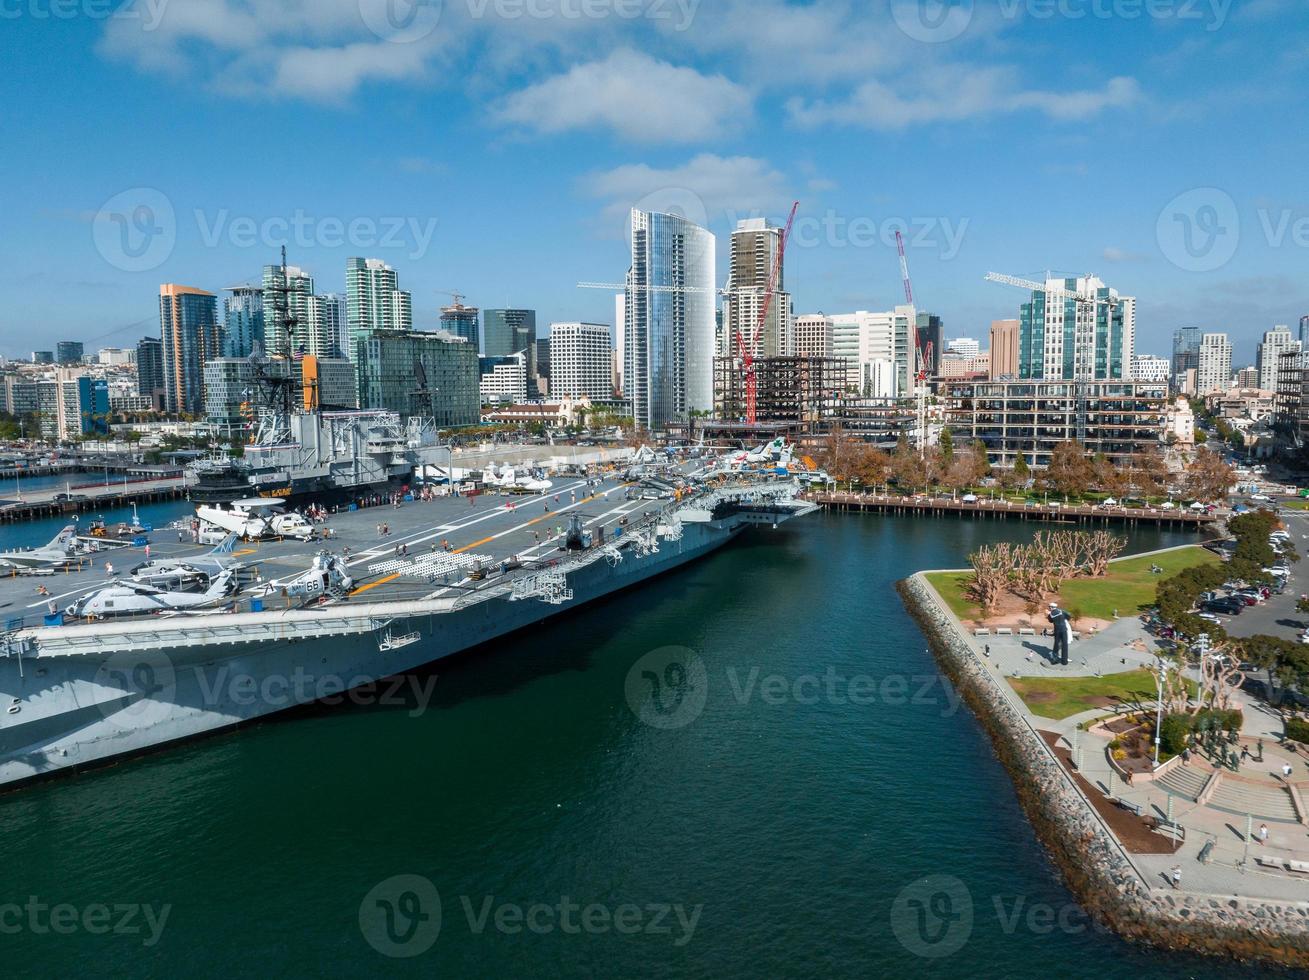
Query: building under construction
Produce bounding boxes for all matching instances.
[713,355,847,434]
[944,379,1167,467]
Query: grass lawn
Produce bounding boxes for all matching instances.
[1282,499,1309,511]
[1007,670,1165,721]
[925,545,1220,623]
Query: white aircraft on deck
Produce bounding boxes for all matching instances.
[65,570,239,619]
[129,532,243,590]
[482,464,553,493]
[0,526,81,569]
[196,499,315,542]
[719,438,789,471]
[260,552,354,601]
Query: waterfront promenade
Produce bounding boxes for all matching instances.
[0,476,187,522]
[914,531,1309,910]
[812,491,1219,528]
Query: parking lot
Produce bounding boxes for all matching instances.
[1205,501,1307,644]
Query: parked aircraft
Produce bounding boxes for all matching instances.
[196,500,315,542]
[65,570,238,618]
[0,526,81,569]
[129,533,242,590]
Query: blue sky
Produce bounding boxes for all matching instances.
[2,0,1307,363]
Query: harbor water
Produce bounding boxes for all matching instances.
[0,511,1265,977]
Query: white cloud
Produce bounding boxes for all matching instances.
[269,42,433,102]
[495,50,751,143]
[1102,247,1148,263]
[787,68,1141,129]
[584,153,788,228]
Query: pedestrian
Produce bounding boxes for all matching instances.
[1259,823,1269,845]
[105,561,114,577]
[178,529,184,543]
[1241,745,1251,761]
[144,543,150,559]
[1170,865,1181,889]
[377,523,382,537]
[1283,763,1294,778]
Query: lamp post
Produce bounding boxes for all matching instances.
[1153,659,1171,766]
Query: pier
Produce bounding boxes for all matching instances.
[0,477,187,522]
[808,491,1219,528]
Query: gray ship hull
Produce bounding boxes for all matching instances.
[0,513,759,789]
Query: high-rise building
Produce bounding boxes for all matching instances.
[309,293,348,359]
[1171,326,1201,392]
[1257,324,1299,391]
[356,329,479,426]
[2,370,109,439]
[1132,354,1171,384]
[346,258,412,362]
[915,313,944,378]
[204,354,358,429]
[989,319,1020,380]
[614,293,625,397]
[260,262,315,357]
[535,337,551,396]
[793,314,834,359]
[222,285,265,358]
[625,209,716,429]
[1016,276,1134,381]
[439,302,480,347]
[483,309,538,393]
[830,308,913,397]
[1234,366,1260,389]
[1196,332,1232,396]
[159,284,220,415]
[548,323,612,401]
[945,337,980,359]
[723,218,791,359]
[479,352,529,405]
[136,336,164,409]
[30,351,53,365]
[97,348,133,366]
[1299,315,1309,348]
[56,341,84,365]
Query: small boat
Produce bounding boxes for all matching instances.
[378,630,421,652]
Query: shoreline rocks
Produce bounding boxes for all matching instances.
[897,573,1309,968]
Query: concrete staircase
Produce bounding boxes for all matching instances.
[1157,764,1209,802]
[1207,778,1301,823]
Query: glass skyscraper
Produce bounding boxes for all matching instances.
[483,309,538,394]
[159,284,220,415]
[625,209,716,429]
[222,285,265,358]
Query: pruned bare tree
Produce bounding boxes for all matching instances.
[1082,530,1127,578]
[966,542,1013,613]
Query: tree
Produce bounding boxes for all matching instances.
[1013,451,1031,484]
[1183,448,1236,502]
[856,446,891,488]
[1082,531,1127,577]
[1042,441,1094,497]
[967,542,1013,613]
[889,437,927,491]
[972,440,992,480]
[938,427,954,463]
[817,429,866,486]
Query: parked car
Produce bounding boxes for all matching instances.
[1203,598,1246,615]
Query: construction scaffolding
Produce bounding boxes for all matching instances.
[714,356,848,435]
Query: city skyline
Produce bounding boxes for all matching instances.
[4,3,1308,363]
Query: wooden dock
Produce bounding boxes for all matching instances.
[807,492,1219,528]
[0,478,188,523]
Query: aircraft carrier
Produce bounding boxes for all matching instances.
[0,467,814,790]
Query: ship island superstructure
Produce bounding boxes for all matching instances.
[0,468,814,789]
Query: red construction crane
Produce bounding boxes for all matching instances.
[734,201,799,425]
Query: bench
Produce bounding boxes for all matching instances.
[974,628,991,636]
[1256,854,1284,869]
[1288,860,1309,875]
[995,627,1013,636]
[1018,628,1036,636]
[1116,799,1144,817]
[1198,840,1216,864]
